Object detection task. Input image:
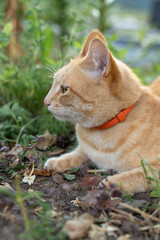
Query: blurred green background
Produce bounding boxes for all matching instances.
[0,0,160,144]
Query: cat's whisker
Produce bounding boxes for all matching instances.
[47,74,54,79]
[46,68,55,75]
[46,65,56,74]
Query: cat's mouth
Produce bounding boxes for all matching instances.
[47,105,85,124]
[48,105,71,121]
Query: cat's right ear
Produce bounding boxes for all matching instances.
[80,38,110,78]
[80,30,107,57]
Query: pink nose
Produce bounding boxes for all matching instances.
[44,100,50,107]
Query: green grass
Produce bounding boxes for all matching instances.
[141,158,160,198]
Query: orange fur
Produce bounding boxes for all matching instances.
[44,30,160,193]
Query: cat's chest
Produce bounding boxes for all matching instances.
[76,126,124,171]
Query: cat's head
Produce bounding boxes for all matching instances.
[44,30,141,128]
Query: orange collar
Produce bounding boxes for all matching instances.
[92,104,135,130]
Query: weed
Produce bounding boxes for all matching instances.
[141,158,160,198]
[122,190,134,203]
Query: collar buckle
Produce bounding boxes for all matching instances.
[116,111,126,122]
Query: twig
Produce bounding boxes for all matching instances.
[87,170,108,173]
[110,208,144,226]
[120,203,160,223]
[29,162,35,177]
[139,224,160,231]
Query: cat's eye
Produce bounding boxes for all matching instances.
[60,86,69,94]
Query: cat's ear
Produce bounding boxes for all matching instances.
[80,38,109,77]
[80,30,107,57]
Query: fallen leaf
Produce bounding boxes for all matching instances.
[88,224,106,240]
[32,168,51,176]
[9,158,19,167]
[0,182,14,191]
[64,174,76,181]
[118,235,131,240]
[81,176,101,188]
[63,213,94,240]
[36,130,57,150]
[46,148,64,157]
[24,168,57,176]
[7,144,23,167]
[89,223,119,240]
[9,144,23,156]
[69,167,79,174]
[0,146,10,152]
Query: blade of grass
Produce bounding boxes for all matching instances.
[16,116,38,144]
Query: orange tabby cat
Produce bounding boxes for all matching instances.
[44,30,160,193]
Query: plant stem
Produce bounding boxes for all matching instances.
[15,175,32,239]
[16,116,38,144]
[29,162,34,177]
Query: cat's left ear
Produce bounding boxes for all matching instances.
[80,38,110,77]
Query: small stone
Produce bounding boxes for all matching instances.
[71,182,80,190]
[52,174,64,184]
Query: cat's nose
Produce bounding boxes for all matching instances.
[44,99,50,107]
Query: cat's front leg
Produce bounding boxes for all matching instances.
[102,167,149,193]
[44,146,88,172]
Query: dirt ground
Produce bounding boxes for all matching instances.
[0,169,159,240]
[0,134,160,240]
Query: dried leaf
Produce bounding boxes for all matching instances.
[36,130,57,150]
[9,144,23,156]
[88,224,106,240]
[9,158,19,167]
[32,168,51,176]
[76,165,88,176]
[63,213,94,240]
[0,182,14,191]
[0,146,10,152]
[25,168,57,176]
[81,176,101,188]
[46,148,64,157]
[7,144,23,167]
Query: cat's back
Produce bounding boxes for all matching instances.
[149,76,160,97]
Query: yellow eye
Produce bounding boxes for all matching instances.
[61,86,69,94]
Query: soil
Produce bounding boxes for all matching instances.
[0,135,159,240]
[0,169,159,240]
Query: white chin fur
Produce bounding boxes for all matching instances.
[47,106,72,122]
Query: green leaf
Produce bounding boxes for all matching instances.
[69,167,78,174]
[63,174,75,181]
[74,40,82,50]
[150,190,160,198]
[42,27,53,59]
[3,22,13,35]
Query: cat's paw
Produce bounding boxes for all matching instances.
[101,176,119,189]
[44,157,71,172]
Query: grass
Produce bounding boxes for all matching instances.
[141,158,160,198]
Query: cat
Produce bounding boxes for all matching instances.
[44,30,160,193]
